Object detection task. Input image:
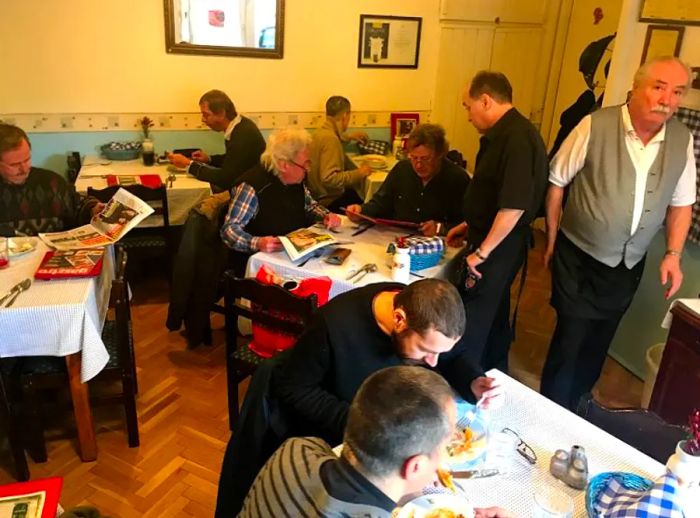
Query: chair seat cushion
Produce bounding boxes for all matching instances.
[232,345,265,366]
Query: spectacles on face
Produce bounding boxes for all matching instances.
[501,427,537,465]
[408,154,435,165]
[289,160,310,173]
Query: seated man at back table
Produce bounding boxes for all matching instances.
[0,123,101,236]
[168,89,265,191]
[307,95,372,212]
[346,123,469,237]
[272,278,501,444]
[240,366,511,518]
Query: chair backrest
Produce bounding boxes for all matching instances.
[223,272,317,337]
[66,152,81,184]
[577,394,688,463]
[108,246,133,371]
[87,184,170,228]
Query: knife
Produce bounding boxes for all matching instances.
[0,280,24,306]
[451,468,499,479]
[351,224,374,237]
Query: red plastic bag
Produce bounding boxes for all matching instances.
[249,266,331,358]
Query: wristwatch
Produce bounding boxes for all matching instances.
[475,247,489,261]
[664,249,681,257]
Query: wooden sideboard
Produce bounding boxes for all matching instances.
[649,303,700,425]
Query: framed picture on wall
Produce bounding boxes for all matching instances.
[390,113,420,142]
[357,15,422,68]
[640,25,684,65]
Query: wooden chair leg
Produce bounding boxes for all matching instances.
[227,363,240,431]
[121,372,140,448]
[22,377,47,463]
[1,375,30,481]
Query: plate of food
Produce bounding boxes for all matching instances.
[358,154,388,170]
[445,413,488,469]
[397,493,474,518]
[8,237,37,258]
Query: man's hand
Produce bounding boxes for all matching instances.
[466,252,484,280]
[660,254,683,300]
[446,222,467,247]
[357,164,373,178]
[543,244,555,269]
[168,152,192,169]
[191,150,210,163]
[470,376,503,410]
[474,507,513,518]
[257,236,283,253]
[347,131,369,144]
[345,204,363,223]
[418,220,439,237]
[323,213,342,229]
[90,203,106,217]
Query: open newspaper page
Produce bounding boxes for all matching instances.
[39,188,155,249]
[279,227,337,262]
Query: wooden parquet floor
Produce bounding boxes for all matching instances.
[0,231,642,516]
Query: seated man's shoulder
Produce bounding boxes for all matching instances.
[25,167,68,187]
[281,436,334,455]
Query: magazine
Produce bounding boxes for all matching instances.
[278,227,338,262]
[39,188,154,249]
[34,249,105,279]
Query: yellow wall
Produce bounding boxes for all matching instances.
[0,0,440,114]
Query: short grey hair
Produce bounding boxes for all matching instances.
[0,123,30,156]
[633,56,692,89]
[260,128,312,174]
[326,96,351,117]
[344,366,454,478]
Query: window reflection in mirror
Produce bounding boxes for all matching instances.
[164,0,284,58]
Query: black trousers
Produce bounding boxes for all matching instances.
[540,233,645,411]
[456,226,529,373]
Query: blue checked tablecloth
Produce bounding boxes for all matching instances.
[675,107,700,246]
[401,236,445,255]
[592,473,684,518]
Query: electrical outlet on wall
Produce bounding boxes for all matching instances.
[288,114,298,125]
[159,116,171,128]
[33,118,43,129]
[60,116,74,129]
[367,113,377,125]
[107,116,119,128]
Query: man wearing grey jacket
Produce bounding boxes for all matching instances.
[541,56,697,410]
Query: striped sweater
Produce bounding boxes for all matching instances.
[238,437,394,518]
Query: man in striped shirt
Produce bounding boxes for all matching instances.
[239,366,511,518]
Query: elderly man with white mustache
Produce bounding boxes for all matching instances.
[540,56,697,411]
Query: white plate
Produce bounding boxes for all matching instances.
[358,154,388,170]
[8,237,38,258]
[397,493,474,518]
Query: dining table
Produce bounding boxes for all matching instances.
[388,370,665,517]
[0,239,114,462]
[75,155,212,226]
[245,216,462,299]
[349,153,397,202]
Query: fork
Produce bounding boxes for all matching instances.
[4,278,31,307]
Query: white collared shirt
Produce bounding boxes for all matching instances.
[550,105,697,235]
[224,115,242,141]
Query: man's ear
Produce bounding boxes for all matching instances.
[481,93,492,111]
[401,454,428,481]
[393,307,408,333]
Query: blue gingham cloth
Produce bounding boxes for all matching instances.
[401,236,445,255]
[593,473,684,517]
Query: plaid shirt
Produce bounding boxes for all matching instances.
[221,182,328,252]
[675,107,700,245]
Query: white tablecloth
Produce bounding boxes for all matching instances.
[0,241,113,381]
[349,154,396,202]
[460,370,665,517]
[75,156,212,226]
[246,218,461,299]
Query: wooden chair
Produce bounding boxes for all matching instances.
[66,152,81,184]
[87,184,172,274]
[223,272,317,430]
[0,362,30,481]
[577,394,688,463]
[21,247,140,459]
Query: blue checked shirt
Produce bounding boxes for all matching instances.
[221,182,329,252]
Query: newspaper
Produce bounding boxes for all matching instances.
[279,227,337,262]
[39,188,155,249]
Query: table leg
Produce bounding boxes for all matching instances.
[65,353,97,461]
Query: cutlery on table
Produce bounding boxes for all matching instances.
[297,249,325,267]
[451,468,499,479]
[346,263,377,284]
[351,224,374,237]
[1,278,31,307]
[461,394,486,427]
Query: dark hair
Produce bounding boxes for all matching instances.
[394,279,465,339]
[199,89,237,119]
[0,123,30,156]
[469,71,513,104]
[343,366,454,477]
[406,123,449,157]
[326,96,351,117]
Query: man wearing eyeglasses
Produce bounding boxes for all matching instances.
[346,123,469,237]
[447,71,548,373]
[220,128,340,273]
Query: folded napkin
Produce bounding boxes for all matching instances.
[593,472,684,518]
[106,174,162,188]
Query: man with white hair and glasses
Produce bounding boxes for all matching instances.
[541,56,697,410]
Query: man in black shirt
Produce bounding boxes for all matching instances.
[271,279,501,445]
[168,89,265,191]
[447,71,548,372]
[346,124,469,236]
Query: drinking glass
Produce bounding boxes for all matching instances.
[0,237,9,269]
[486,431,517,473]
[533,484,574,518]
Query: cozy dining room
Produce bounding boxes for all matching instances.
[1,0,700,517]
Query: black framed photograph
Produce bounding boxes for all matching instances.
[640,25,685,65]
[639,0,700,26]
[357,15,422,69]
